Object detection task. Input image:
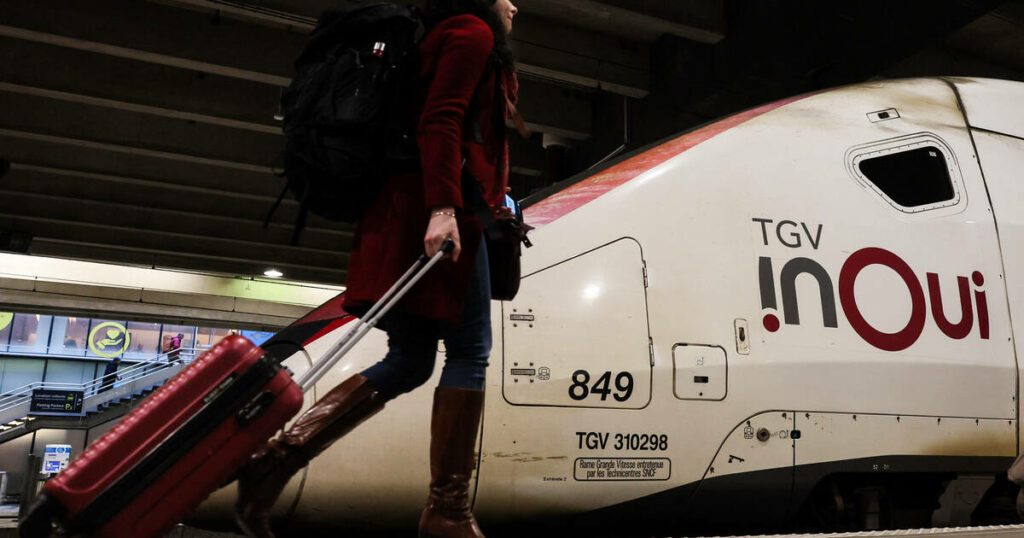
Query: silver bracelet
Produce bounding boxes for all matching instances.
[432,210,456,217]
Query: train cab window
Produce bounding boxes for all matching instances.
[857,147,954,207]
[847,134,963,213]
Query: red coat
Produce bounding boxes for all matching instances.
[343,14,516,322]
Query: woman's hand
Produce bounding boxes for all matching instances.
[425,207,461,261]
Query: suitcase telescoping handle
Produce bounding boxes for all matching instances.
[296,238,455,392]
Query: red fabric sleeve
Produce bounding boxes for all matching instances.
[418,15,494,210]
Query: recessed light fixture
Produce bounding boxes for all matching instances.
[263,269,283,278]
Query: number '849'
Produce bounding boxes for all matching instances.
[569,370,633,401]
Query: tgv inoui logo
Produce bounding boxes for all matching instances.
[753,218,990,352]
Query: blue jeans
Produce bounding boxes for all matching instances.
[361,240,491,399]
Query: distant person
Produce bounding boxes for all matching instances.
[98,358,121,394]
[166,333,184,363]
[63,337,78,349]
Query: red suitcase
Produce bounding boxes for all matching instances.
[20,240,453,537]
[26,335,303,537]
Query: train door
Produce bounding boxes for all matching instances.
[475,237,654,519]
[500,237,652,410]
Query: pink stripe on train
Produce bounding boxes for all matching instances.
[524,96,807,229]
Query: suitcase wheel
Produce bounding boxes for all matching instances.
[18,491,58,538]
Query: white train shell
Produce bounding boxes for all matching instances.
[191,77,1024,535]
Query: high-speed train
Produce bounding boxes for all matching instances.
[175,76,1024,536]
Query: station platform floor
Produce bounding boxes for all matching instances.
[0,505,245,536]
[0,509,1022,538]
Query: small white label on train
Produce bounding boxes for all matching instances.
[574,458,670,481]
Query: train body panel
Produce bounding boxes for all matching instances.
[106,77,1024,533]
[952,77,1024,450]
[464,78,1021,529]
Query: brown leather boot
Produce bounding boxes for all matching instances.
[418,387,486,538]
[234,374,386,538]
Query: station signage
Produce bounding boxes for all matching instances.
[88,321,131,358]
[30,389,85,415]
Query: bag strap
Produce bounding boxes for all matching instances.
[461,171,502,240]
[461,171,533,247]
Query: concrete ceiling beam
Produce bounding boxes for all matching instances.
[946,3,1024,72]
[0,288,308,331]
[0,132,287,200]
[0,91,282,168]
[1,163,348,234]
[515,78,593,141]
[512,0,724,44]
[147,0,321,30]
[2,0,303,79]
[0,37,281,127]
[0,82,278,135]
[513,13,649,97]
[508,132,546,173]
[232,0,724,44]
[0,132,353,232]
[0,25,290,87]
[0,178,351,252]
[0,213,346,273]
[2,38,595,144]
[147,0,651,97]
[24,239,344,285]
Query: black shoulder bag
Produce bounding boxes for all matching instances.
[462,173,532,301]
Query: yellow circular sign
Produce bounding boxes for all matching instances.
[0,313,12,332]
[88,322,131,358]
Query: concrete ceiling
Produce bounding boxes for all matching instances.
[1,0,1022,286]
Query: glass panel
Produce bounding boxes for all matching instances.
[8,314,53,354]
[857,147,955,207]
[196,327,214,348]
[43,359,92,386]
[196,327,235,351]
[86,319,130,359]
[124,322,160,361]
[0,358,45,394]
[0,312,12,353]
[50,317,89,357]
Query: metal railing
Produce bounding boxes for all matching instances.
[0,344,209,361]
[0,347,207,430]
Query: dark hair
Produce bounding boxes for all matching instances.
[423,0,514,69]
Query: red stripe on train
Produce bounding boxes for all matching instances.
[303,316,356,347]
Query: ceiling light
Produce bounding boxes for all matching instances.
[263,269,283,278]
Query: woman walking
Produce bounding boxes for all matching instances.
[234,1,519,537]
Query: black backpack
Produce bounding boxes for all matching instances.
[269,4,421,242]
